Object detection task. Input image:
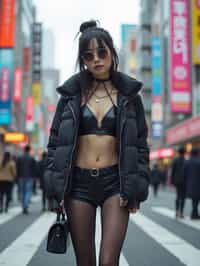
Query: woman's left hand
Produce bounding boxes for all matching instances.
[128,207,138,213]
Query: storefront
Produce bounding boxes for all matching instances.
[166,115,200,156]
[150,147,174,167]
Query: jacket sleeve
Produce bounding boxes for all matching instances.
[46,97,65,171]
[134,94,150,202]
[44,97,65,202]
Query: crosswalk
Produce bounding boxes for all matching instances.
[0,194,200,266]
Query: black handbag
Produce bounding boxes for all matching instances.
[46,210,69,254]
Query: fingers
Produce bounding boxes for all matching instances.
[128,208,138,213]
[120,197,128,207]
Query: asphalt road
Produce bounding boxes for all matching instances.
[0,185,200,266]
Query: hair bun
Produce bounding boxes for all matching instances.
[80,20,97,33]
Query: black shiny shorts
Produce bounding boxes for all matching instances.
[69,164,120,207]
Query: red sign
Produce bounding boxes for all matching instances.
[0,0,16,47]
[197,0,200,8]
[170,0,191,113]
[47,104,56,113]
[13,67,23,102]
[150,148,174,160]
[0,68,9,101]
[23,48,30,72]
[26,96,33,121]
[166,115,200,145]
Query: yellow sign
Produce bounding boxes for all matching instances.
[192,0,200,64]
[4,133,26,143]
[32,82,41,105]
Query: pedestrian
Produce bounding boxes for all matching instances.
[171,146,186,219]
[150,163,162,197]
[0,151,16,213]
[184,147,200,220]
[37,151,48,211]
[16,145,36,214]
[44,20,150,265]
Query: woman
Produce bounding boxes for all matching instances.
[45,20,150,265]
[0,152,16,213]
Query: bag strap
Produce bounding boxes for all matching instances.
[56,207,66,222]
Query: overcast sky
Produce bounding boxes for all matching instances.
[34,0,140,83]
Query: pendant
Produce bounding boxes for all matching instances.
[95,98,100,103]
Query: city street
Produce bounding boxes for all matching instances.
[0,187,200,266]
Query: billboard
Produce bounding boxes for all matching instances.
[0,0,16,48]
[192,0,200,64]
[13,67,23,103]
[170,0,191,113]
[25,96,34,131]
[0,49,14,124]
[120,24,137,77]
[151,36,163,138]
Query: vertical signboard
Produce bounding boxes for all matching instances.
[25,96,34,131]
[32,23,42,106]
[0,49,13,124]
[13,67,23,103]
[170,0,191,113]
[192,0,200,64]
[120,24,137,77]
[0,0,16,48]
[151,36,163,138]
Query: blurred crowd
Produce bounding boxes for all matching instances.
[0,145,48,214]
[0,145,200,220]
[150,146,200,220]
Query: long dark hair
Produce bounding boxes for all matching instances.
[1,151,11,168]
[76,20,119,100]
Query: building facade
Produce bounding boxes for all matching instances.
[137,0,153,133]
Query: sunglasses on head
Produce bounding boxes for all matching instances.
[81,47,108,62]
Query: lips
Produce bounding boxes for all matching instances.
[94,65,104,70]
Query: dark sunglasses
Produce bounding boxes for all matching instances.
[81,47,108,62]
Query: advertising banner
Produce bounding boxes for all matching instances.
[0,49,14,124]
[0,0,16,48]
[166,115,200,145]
[32,23,42,83]
[13,67,23,103]
[151,36,163,138]
[170,0,191,113]
[25,96,34,131]
[32,82,41,105]
[192,0,200,64]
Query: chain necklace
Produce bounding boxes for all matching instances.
[94,88,116,103]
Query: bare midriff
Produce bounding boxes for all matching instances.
[75,135,118,169]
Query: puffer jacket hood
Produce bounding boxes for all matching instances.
[56,72,143,97]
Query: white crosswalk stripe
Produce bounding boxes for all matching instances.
[0,206,22,226]
[130,213,200,266]
[0,212,55,266]
[0,195,41,226]
[1,201,200,265]
[152,207,200,231]
[95,209,129,266]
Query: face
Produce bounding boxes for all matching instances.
[81,38,112,79]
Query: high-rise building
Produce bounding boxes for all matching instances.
[14,0,36,132]
[138,0,153,130]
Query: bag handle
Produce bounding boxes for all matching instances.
[56,206,66,222]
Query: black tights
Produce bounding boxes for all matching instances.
[65,195,129,266]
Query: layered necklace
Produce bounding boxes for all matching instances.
[93,78,116,103]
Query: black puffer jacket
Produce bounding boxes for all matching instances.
[44,72,150,208]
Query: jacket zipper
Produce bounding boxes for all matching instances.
[118,99,128,198]
[62,100,79,197]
